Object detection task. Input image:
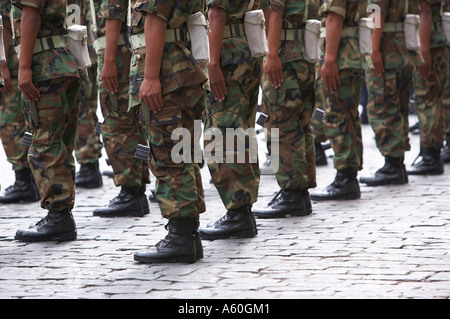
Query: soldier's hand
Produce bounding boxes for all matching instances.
[207,62,227,102]
[264,53,283,89]
[371,50,384,78]
[18,67,40,101]
[100,59,119,94]
[321,60,340,91]
[419,49,432,80]
[139,77,163,114]
[0,64,13,94]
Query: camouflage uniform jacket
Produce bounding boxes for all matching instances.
[207,0,270,66]
[426,0,448,49]
[369,0,422,69]
[323,0,368,70]
[12,0,80,82]
[270,0,320,64]
[0,0,20,79]
[99,0,128,37]
[133,0,208,95]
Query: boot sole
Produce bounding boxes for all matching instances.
[14,231,77,243]
[310,193,361,201]
[407,169,444,176]
[134,254,197,264]
[254,209,310,219]
[93,208,149,218]
[362,179,408,187]
[199,229,257,240]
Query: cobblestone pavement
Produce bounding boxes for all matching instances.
[0,114,449,299]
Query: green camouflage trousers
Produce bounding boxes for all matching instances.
[98,47,149,188]
[442,53,450,143]
[323,68,363,171]
[262,59,316,191]
[25,77,81,211]
[413,46,449,149]
[0,65,29,171]
[75,64,102,165]
[311,63,327,143]
[143,85,206,219]
[365,66,413,158]
[204,60,261,210]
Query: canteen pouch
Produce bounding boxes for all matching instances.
[443,12,450,46]
[304,19,321,64]
[359,18,374,56]
[187,12,210,65]
[244,9,268,58]
[404,14,421,51]
[67,24,92,70]
[0,16,5,63]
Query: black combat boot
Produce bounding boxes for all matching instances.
[0,168,40,204]
[253,189,309,219]
[408,147,444,175]
[198,205,257,240]
[93,185,149,217]
[134,217,198,263]
[441,142,450,163]
[15,208,77,242]
[360,156,408,186]
[315,142,327,166]
[75,160,103,189]
[310,168,361,201]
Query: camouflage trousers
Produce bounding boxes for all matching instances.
[0,74,29,171]
[413,46,449,149]
[365,66,413,158]
[25,77,81,212]
[142,85,206,219]
[75,64,102,165]
[262,59,316,191]
[204,60,261,210]
[98,47,149,188]
[442,53,450,143]
[311,63,327,143]
[323,68,363,171]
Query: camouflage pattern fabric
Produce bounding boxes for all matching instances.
[134,0,208,219]
[203,0,268,211]
[0,1,29,171]
[444,54,450,143]
[13,0,81,211]
[321,0,367,171]
[97,0,150,188]
[366,67,412,157]
[311,62,327,144]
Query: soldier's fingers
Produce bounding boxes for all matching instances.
[275,70,283,88]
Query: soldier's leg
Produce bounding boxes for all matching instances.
[0,71,39,203]
[312,64,328,166]
[15,77,81,242]
[441,55,450,163]
[199,61,260,240]
[74,65,103,188]
[360,67,411,186]
[310,68,362,201]
[409,47,448,175]
[253,60,315,217]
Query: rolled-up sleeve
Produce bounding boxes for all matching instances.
[326,0,346,18]
[134,0,175,23]
[207,0,228,11]
[102,0,128,21]
[12,0,46,13]
[270,0,285,16]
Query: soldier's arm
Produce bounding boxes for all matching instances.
[207,6,227,102]
[0,18,13,93]
[321,12,342,91]
[418,0,432,79]
[101,18,122,94]
[370,11,386,78]
[18,5,40,101]
[264,9,283,89]
[139,13,166,114]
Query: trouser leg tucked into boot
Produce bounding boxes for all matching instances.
[0,168,40,204]
[15,208,77,242]
[198,205,257,240]
[134,217,198,263]
[93,185,149,217]
[360,156,408,186]
[310,168,361,201]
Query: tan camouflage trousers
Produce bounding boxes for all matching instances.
[413,46,449,149]
[26,77,81,212]
[311,64,327,143]
[204,60,261,210]
[75,64,102,165]
[366,66,413,158]
[142,85,206,219]
[262,59,316,191]
[0,75,29,171]
[323,68,363,171]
